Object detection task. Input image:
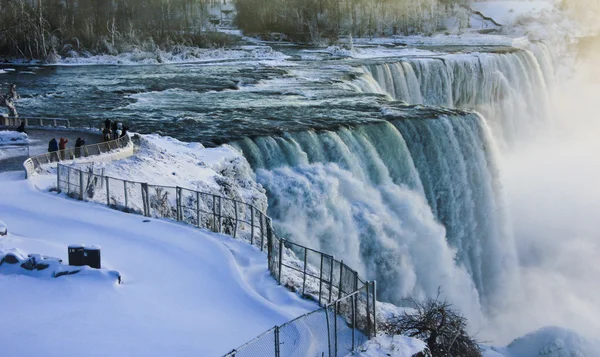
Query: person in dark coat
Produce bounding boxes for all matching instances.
[104,118,111,129]
[111,120,118,139]
[74,137,85,157]
[48,138,59,162]
[16,121,26,133]
[59,137,68,160]
[102,127,112,141]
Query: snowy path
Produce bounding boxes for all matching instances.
[0,172,316,357]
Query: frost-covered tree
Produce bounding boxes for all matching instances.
[0,0,229,59]
[234,0,468,42]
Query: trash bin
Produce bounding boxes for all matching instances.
[84,245,101,269]
[68,244,85,266]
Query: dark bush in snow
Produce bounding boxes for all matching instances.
[381,294,481,357]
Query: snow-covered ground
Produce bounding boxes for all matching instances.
[0,169,317,356]
[0,130,29,145]
[351,335,426,357]
[66,134,268,210]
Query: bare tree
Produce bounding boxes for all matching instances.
[380,293,482,357]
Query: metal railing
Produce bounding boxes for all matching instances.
[224,282,377,357]
[55,164,377,356]
[24,135,130,177]
[1,116,71,128]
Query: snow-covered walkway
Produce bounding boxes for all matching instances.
[0,171,316,357]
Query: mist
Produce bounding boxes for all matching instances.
[484,36,600,344]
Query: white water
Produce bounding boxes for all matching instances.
[234,114,517,323]
[350,47,554,145]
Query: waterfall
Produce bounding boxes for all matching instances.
[352,47,553,144]
[233,113,516,316]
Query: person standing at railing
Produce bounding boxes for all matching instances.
[48,138,59,162]
[102,127,112,142]
[59,137,68,160]
[16,121,26,133]
[115,122,122,139]
[74,138,85,158]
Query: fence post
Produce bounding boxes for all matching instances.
[274,326,280,357]
[196,191,201,228]
[278,238,283,285]
[212,195,216,232]
[67,166,71,193]
[79,169,84,200]
[106,176,110,206]
[250,206,255,245]
[352,293,357,352]
[318,255,324,306]
[176,187,182,221]
[218,196,223,233]
[326,304,332,357]
[372,281,377,337]
[366,281,371,338]
[266,216,272,267]
[338,260,344,300]
[124,181,128,210]
[56,164,61,193]
[141,183,148,216]
[329,258,334,303]
[233,199,238,238]
[334,301,338,357]
[302,248,307,297]
[263,216,270,252]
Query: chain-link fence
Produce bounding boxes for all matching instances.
[224,282,377,357]
[269,235,368,307]
[25,134,130,177]
[56,164,271,253]
[56,163,378,356]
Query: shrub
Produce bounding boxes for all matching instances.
[380,294,481,357]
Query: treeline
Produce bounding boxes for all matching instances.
[0,0,229,60]
[234,0,470,43]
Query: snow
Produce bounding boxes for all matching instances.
[64,134,268,210]
[0,220,6,235]
[0,248,120,280]
[350,335,426,357]
[0,130,29,145]
[484,327,600,357]
[53,46,289,66]
[0,171,317,356]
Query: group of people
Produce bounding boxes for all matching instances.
[47,137,87,161]
[0,83,19,118]
[103,119,128,142]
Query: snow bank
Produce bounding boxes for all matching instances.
[0,248,120,281]
[64,133,268,211]
[483,327,600,357]
[0,130,29,145]
[350,335,426,357]
[0,170,316,356]
[55,46,289,66]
